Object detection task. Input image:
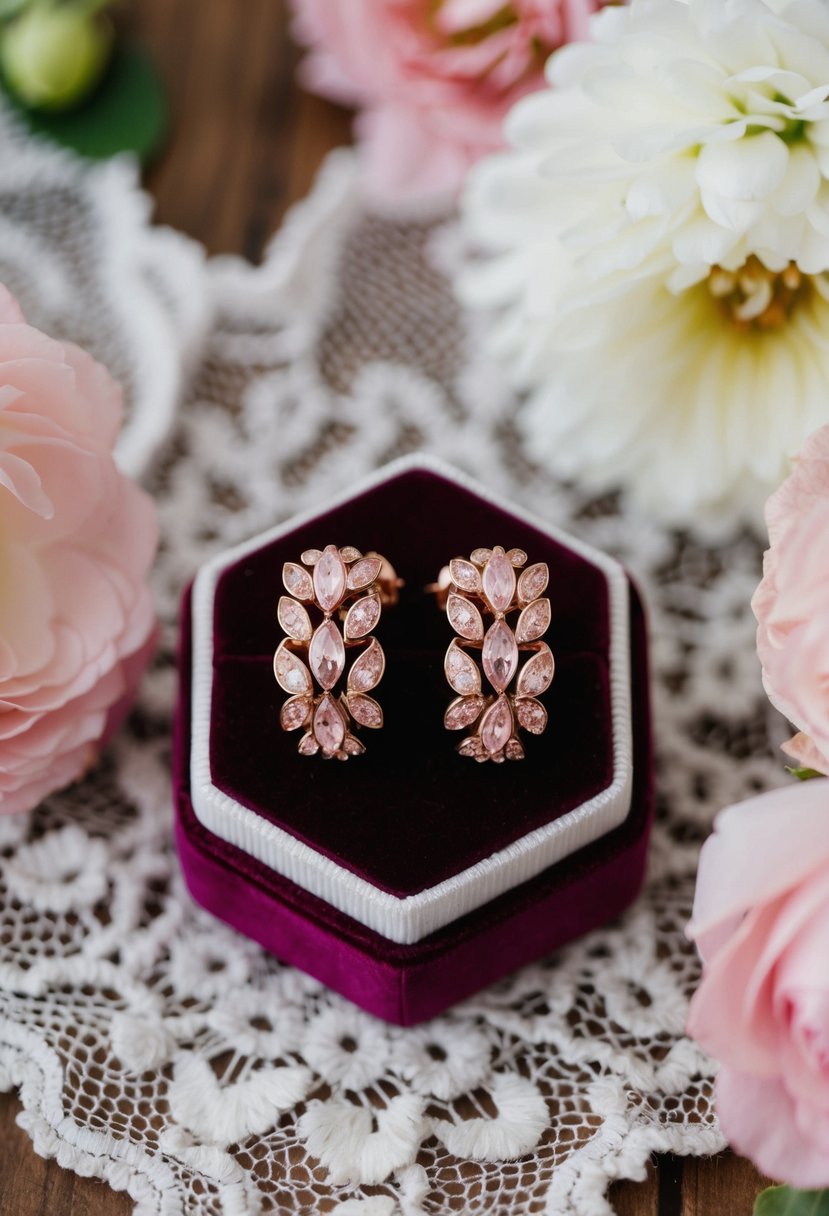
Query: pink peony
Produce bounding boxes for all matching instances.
[291,0,604,204]
[0,285,158,815]
[687,781,829,1188]
[753,425,829,775]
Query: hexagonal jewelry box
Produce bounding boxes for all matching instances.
[173,455,653,1025]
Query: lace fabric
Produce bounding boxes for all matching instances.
[0,130,787,1214]
[0,104,207,479]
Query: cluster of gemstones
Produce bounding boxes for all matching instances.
[443,547,553,762]
[274,545,386,760]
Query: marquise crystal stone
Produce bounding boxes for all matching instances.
[450,558,482,594]
[482,620,518,693]
[480,695,513,755]
[444,694,486,730]
[313,694,346,753]
[274,645,312,695]
[347,693,383,728]
[347,556,382,591]
[280,695,312,731]
[348,638,385,693]
[445,641,481,695]
[515,697,547,735]
[309,620,345,690]
[447,593,484,641]
[283,562,314,602]
[518,562,549,605]
[516,598,551,644]
[278,596,312,642]
[314,545,347,612]
[482,554,516,614]
[517,644,555,697]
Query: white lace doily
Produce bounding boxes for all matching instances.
[0,139,791,1215]
[0,104,208,479]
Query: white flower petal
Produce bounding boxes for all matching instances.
[697,131,789,201]
[671,215,739,266]
[700,190,764,232]
[772,144,822,216]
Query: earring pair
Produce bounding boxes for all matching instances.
[274,544,553,763]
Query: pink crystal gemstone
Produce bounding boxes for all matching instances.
[313,694,345,753]
[314,545,347,612]
[481,696,513,755]
[348,639,385,693]
[482,620,518,692]
[309,620,345,690]
[483,554,516,614]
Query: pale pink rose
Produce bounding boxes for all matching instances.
[753,425,829,775]
[291,0,604,204]
[687,780,829,1188]
[0,285,158,815]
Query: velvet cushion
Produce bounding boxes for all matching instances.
[209,467,614,897]
[174,580,652,1025]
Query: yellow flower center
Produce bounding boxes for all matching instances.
[707,256,811,331]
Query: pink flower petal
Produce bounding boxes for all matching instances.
[716,1067,829,1189]
[0,285,157,814]
[688,779,829,961]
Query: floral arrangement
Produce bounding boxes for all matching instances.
[290,0,606,206]
[687,422,829,1209]
[0,286,157,815]
[460,0,829,526]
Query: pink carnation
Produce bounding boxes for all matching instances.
[291,0,604,204]
[0,286,158,815]
[687,781,829,1188]
[753,424,829,775]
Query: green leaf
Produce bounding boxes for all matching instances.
[0,0,29,20]
[786,767,824,782]
[754,1186,829,1216]
[0,42,167,165]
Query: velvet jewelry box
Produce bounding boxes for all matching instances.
[173,456,653,1026]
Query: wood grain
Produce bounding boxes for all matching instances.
[0,0,773,1212]
[0,1092,131,1215]
[683,1152,772,1215]
[127,0,351,259]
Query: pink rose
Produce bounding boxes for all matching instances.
[687,780,829,1188]
[753,424,829,775]
[291,0,603,204]
[0,286,158,814]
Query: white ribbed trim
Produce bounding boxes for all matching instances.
[190,455,634,945]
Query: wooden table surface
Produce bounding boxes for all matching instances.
[0,2,772,1212]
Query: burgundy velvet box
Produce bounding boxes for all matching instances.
[174,456,653,1025]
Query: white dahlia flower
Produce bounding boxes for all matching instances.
[460,0,829,523]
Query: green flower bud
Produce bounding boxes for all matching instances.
[1,4,113,112]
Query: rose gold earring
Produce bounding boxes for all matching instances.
[434,546,553,762]
[275,545,401,759]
